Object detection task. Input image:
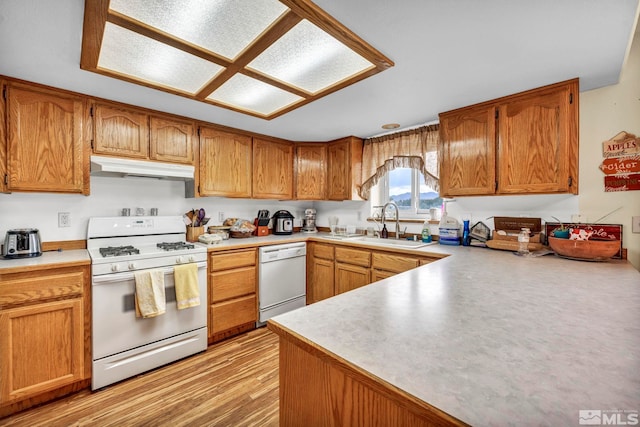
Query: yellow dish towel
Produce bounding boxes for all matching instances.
[134,269,166,318]
[174,263,200,310]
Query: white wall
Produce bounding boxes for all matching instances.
[317,30,640,270]
[0,176,311,242]
[1,31,637,269]
[579,28,640,269]
[314,195,579,237]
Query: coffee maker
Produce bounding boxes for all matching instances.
[301,208,317,233]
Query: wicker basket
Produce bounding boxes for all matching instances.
[230,230,253,238]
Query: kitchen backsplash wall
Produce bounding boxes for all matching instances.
[1,176,580,244]
[314,195,580,237]
[0,176,311,242]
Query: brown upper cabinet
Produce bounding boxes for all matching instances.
[149,115,196,165]
[327,136,363,201]
[1,80,89,195]
[92,102,196,165]
[295,143,327,200]
[252,138,293,199]
[199,127,252,198]
[439,79,579,197]
[1,76,370,200]
[92,103,149,159]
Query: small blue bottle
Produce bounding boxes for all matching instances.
[462,220,471,246]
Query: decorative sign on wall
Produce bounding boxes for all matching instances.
[602,131,640,158]
[600,131,640,192]
[605,174,640,192]
[599,156,640,175]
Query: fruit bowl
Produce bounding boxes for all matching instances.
[548,237,620,261]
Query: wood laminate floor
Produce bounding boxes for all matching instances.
[0,328,279,427]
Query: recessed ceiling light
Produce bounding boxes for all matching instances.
[381,123,400,130]
[81,0,394,120]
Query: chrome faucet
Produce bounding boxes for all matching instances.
[381,201,401,239]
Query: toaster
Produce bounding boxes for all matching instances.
[3,229,42,259]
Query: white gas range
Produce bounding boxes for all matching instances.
[87,216,208,390]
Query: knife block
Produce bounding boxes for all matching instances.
[256,226,269,236]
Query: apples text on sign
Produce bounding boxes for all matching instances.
[602,131,640,158]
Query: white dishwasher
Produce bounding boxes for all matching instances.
[258,242,306,325]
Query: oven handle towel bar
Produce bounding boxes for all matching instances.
[93,261,206,284]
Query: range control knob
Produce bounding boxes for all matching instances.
[128,262,136,270]
[188,255,196,263]
[111,264,121,272]
[176,256,184,264]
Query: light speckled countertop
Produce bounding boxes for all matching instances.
[0,249,90,273]
[270,243,640,426]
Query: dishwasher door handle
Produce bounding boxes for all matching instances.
[261,248,306,262]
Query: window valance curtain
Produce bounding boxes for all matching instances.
[358,124,440,200]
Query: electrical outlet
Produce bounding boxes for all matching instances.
[58,212,71,227]
[571,214,586,223]
[632,216,640,234]
[218,212,225,223]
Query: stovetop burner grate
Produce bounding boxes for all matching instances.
[99,245,140,257]
[157,242,195,251]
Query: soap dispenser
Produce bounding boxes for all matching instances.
[421,220,432,243]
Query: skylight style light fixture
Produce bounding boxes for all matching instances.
[81,0,394,119]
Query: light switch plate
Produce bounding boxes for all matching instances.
[632,216,640,233]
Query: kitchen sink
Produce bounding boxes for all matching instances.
[321,234,364,240]
[354,237,435,248]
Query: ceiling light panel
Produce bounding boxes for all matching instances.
[207,73,303,116]
[98,23,224,94]
[108,0,289,60]
[247,19,375,94]
[81,0,393,119]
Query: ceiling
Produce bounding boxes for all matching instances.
[1,0,638,142]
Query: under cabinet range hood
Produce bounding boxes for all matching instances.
[90,156,195,181]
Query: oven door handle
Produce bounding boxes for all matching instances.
[92,262,206,284]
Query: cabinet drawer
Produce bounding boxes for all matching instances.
[312,243,334,260]
[335,247,370,267]
[372,252,419,274]
[210,295,256,334]
[210,267,256,303]
[209,249,256,271]
[0,271,85,307]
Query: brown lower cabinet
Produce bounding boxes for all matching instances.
[307,244,335,304]
[270,322,465,426]
[0,264,91,417]
[307,241,438,303]
[208,248,258,343]
[334,246,371,294]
